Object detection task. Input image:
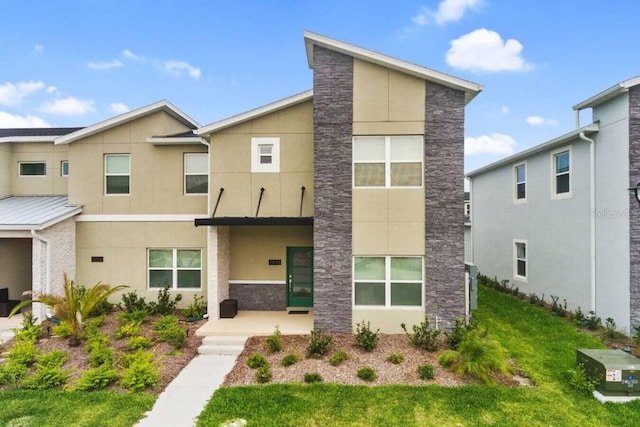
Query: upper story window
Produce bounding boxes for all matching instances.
[61,161,69,177]
[353,136,423,188]
[19,162,46,176]
[184,153,208,194]
[514,163,526,202]
[353,256,423,307]
[514,240,527,281]
[105,154,130,195]
[552,149,571,197]
[251,137,280,173]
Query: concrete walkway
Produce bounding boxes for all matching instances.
[135,355,237,427]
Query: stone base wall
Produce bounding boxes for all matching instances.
[229,283,287,311]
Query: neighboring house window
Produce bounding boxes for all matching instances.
[184,153,208,194]
[353,136,423,188]
[148,249,202,290]
[61,161,69,177]
[514,240,527,280]
[464,202,471,216]
[251,137,280,173]
[553,149,571,196]
[515,163,526,201]
[353,256,423,307]
[19,162,46,176]
[105,154,130,195]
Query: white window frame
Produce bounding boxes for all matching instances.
[184,153,208,195]
[251,137,280,173]
[353,136,424,188]
[105,154,131,195]
[353,256,424,308]
[61,160,69,177]
[514,162,527,203]
[513,239,528,282]
[551,147,571,199]
[18,161,47,177]
[464,202,471,216]
[148,248,202,291]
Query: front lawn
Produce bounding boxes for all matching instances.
[198,286,640,426]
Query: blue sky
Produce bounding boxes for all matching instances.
[2,0,640,174]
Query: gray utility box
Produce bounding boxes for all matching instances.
[577,349,640,396]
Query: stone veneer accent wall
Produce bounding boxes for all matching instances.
[629,86,640,329]
[424,82,466,331]
[229,283,287,311]
[312,46,353,333]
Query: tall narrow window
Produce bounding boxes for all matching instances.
[251,137,280,172]
[19,162,46,176]
[554,150,570,195]
[61,161,69,177]
[105,154,130,195]
[514,241,527,280]
[515,164,526,201]
[353,136,423,188]
[184,153,208,194]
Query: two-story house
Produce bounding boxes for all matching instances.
[468,76,640,334]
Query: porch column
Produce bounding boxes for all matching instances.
[207,226,230,319]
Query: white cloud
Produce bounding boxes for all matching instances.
[164,60,201,79]
[46,86,58,94]
[0,81,46,106]
[0,111,49,127]
[33,44,44,53]
[122,49,141,61]
[109,102,130,114]
[412,0,482,26]
[447,28,533,72]
[526,115,558,126]
[501,106,510,115]
[42,97,94,116]
[88,59,123,70]
[465,133,516,156]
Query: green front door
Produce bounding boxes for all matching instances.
[287,247,313,307]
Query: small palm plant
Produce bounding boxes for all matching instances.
[10,273,127,346]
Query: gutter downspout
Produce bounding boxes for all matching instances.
[579,131,596,312]
[30,229,50,321]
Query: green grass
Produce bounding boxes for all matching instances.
[0,390,154,427]
[198,286,640,426]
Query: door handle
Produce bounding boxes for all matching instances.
[288,274,292,292]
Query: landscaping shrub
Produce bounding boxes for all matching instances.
[0,361,28,386]
[88,298,114,317]
[354,320,379,352]
[119,351,160,392]
[444,328,511,384]
[265,326,283,353]
[88,344,115,368]
[52,321,73,338]
[438,350,458,368]
[114,322,141,340]
[121,292,150,313]
[149,287,182,316]
[6,339,39,366]
[357,367,376,382]
[567,363,600,396]
[604,317,621,339]
[153,315,186,349]
[13,312,42,342]
[386,353,404,364]
[417,364,434,380]
[24,365,69,390]
[303,372,323,383]
[183,294,207,319]
[81,314,106,339]
[37,350,68,368]
[76,364,119,391]
[401,317,440,351]
[329,350,349,367]
[446,318,477,350]
[126,336,153,351]
[117,309,149,325]
[255,366,272,384]
[246,353,268,369]
[550,295,567,317]
[585,311,602,330]
[119,350,154,369]
[280,352,300,367]
[306,330,332,358]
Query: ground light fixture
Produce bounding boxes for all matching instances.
[629,181,640,205]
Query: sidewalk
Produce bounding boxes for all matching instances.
[135,355,237,427]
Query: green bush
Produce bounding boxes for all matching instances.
[568,363,600,396]
[401,317,440,351]
[13,312,42,342]
[81,315,106,340]
[446,318,477,350]
[153,315,186,349]
[265,326,283,353]
[126,336,153,351]
[451,328,511,384]
[585,311,602,330]
[303,372,323,383]
[88,345,115,368]
[183,294,207,319]
[0,361,28,386]
[354,320,379,352]
[52,321,73,338]
[24,366,69,390]
[119,351,160,392]
[88,298,114,317]
[329,350,349,367]
[76,364,119,391]
[117,309,149,325]
[438,350,459,368]
[149,287,182,316]
[119,350,154,369]
[6,339,39,366]
[37,350,68,368]
[114,322,141,340]
[255,366,272,384]
[357,367,376,382]
[246,353,268,369]
[386,353,404,364]
[121,292,150,313]
[418,364,434,380]
[280,352,300,367]
[306,330,332,358]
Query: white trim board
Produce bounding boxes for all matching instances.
[228,280,287,285]
[75,214,203,222]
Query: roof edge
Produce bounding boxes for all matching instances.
[0,136,57,144]
[467,123,600,178]
[146,136,206,145]
[573,76,640,111]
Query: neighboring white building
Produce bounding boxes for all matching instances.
[467,76,640,334]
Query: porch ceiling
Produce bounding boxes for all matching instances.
[0,196,82,231]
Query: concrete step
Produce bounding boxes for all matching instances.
[198,335,248,356]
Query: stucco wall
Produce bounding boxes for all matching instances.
[0,144,11,198]
[9,142,68,196]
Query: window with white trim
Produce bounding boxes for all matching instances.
[514,241,527,280]
[61,161,69,177]
[353,136,423,187]
[354,256,423,307]
[148,249,202,290]
[515,163,526,201]
[251,137,280,173]
[105,154,130,195]
[19,162,46,176]
[553,149,570,196]
[184,153,208,194]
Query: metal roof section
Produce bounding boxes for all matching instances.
[573,76,640,111]
[304,31,483,105]
[0,196,82,231]
[466,123,599,178]
[0,127,83,144]
[55,100,200,145]
[196,90,313,136]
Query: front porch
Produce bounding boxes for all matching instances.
[196,310,313,337]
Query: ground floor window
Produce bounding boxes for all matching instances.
[353,256,423,307]
[514,240,527,280]
[148,249,201,289]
